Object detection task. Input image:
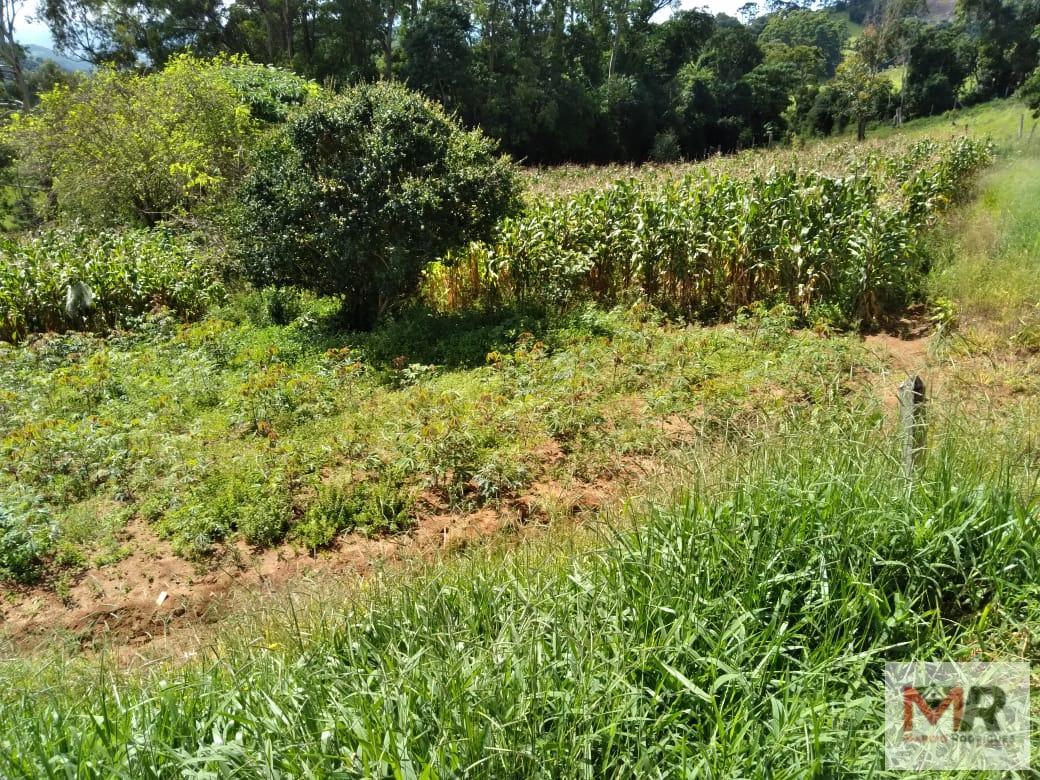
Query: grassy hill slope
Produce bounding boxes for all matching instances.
[0,101,1038,776]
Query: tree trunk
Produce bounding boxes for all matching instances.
[857,116,867,142]
[0,0,31,110]
[10,47,31,109]
[300,5,315,66]
[282,0,295,61]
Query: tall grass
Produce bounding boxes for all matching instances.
[0,410,1036,777]
[929,153,1040,337]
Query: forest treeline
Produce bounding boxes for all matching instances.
[5,0,1040,162]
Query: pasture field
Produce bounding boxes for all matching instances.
[0,101,1039,776]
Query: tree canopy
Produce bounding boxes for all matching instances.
[13,0,1040,162]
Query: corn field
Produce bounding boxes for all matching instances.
[0,228,225,343]
[427,138,994,326]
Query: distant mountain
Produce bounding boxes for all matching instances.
[25,45,93,73]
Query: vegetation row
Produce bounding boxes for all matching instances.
[413,137,992,327]
[0,75,994,342]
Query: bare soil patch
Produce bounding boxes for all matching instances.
[0,454,630,660]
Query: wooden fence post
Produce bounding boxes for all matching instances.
[1021,113,1026,140]
[899,375,927,478]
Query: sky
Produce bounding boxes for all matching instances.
[14,0,752,50]
[14,2,53,47]
[681,0,753,18]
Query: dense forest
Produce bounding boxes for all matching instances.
[4,0,1040,162]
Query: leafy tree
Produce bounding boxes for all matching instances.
[401,0,474,114]
[5,54,275,226]
[757,8,847,75]
[740,59,804,140]
[29,0,1037,164]
[598,74,656,158]
[697,24,761,83]
[221,60,320,121]
[0,0,31,109]
[958,0,1040,101]
[829,50,893,139]
[277,0,385,83]
[857,0,926,75]
[1019,62,1040,115]
[648,9,714,79]
[41,0,228,66]
[761,41,826,133]
[903,24,972,116]
[671,62,719,153]
[236,81,522,329]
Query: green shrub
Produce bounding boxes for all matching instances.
[263,287,305,326]
[293,491,347,552]
[236,81,522,330]
[650,130,682,162]
[1019,65,1040,117]
[0,227,225,342]
[349,475,414,535]
[295,474,414,551]
[157,470,292,556]
[6,54,260,226]
[236,493,292,548]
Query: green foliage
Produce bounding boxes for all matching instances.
[903,25,974,119]
[1,428,1038,774]
[649,130,682,162]
[219,61,320,122]
[0,227,224,343]
[400,0,475,115]
[296,473,414,551]
[438,137,993,327]
[0,286,867,568]
[27,0,1040,165]
[0,492,54,584]
[236,81,522,329]
[829,51,894,141]
[158,467,292,555]
[959,0,1040,105]
[1018,65,1040,117]
[757,8,848,76]
[5,54,258,226]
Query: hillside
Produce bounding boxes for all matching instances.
[25,44,92,73]
[0,100,1038,775]
[830,0,956,29]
